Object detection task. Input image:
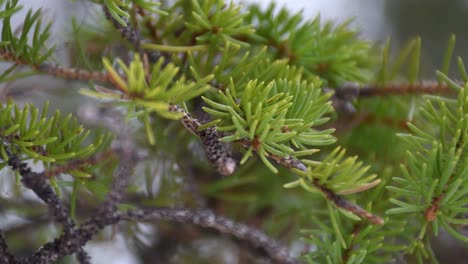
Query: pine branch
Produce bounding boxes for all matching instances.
[172,106,383,225]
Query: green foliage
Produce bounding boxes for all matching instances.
[375,37,422,83]
[202,78,335,173]
[0,102,112,175]
[288,147,379,196]
[82,55,212,119]
[244,3,376,86]
[189,44,308,90]
[185,0,254,48]
[101,0,166,26]
[386,67,468,258]
[303,207,385,264]
[340,37,426,167]
[0,0,53,75]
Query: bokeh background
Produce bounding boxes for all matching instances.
[1,0,467,263]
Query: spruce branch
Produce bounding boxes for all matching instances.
[1,47,231,175]
[386,67,468,252]
[0,103,111,172]
[166,104,383,224]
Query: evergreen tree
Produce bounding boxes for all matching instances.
[0,0,466,263]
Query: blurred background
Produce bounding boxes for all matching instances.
[1,0,467,263]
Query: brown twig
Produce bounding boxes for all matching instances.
[36,63,111,83]
[333,81,457,100]
[0,50,111,85]
[237,138,384,225]
[424,194,445,222]
[342,223,362,263]
[357,82,457,97]
[122,208,298,264]
[326,81,458,115]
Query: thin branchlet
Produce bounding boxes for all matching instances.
[102,4,166,63]
[102,5,142,51]
[4,150,74,231]
[325,81,458,115]
[12,207,297,264]
[36,63,111,83]
[122,208,298,264]
[0,50,110,84]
